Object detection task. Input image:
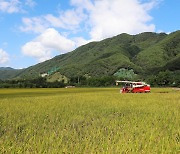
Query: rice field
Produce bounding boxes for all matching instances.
[0,88,179,153]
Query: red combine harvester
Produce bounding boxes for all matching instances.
[116,80,150,93]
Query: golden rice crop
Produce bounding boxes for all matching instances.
[0,88,179,153]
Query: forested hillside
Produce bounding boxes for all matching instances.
[0,31,180,83]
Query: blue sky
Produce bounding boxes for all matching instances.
[0,0,179,68]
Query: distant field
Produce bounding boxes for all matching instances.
[0,88,179,153]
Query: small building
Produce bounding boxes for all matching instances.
[41,73,48,77]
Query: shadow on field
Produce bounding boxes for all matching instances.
[0,88,114,99]
[151,88,179,94]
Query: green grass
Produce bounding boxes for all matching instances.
[0,88,179,153]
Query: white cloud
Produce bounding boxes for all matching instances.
[25,0,36,7]
[70,0,93,10]
[20,8,87,33]
[59,9,86,29]
[0,0,36,13]
[22,28,76,62]
[0,0,22,13]
[72,0,156,40]
[20,0,158,40]
[73,37,91,47]
[0,49,9,64]
[20,17,48,33]
[37,28,75,52]
[22,42,52,62]
[44,14,64,28]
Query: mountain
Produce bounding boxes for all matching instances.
[0,67,23,80]
[0,67,14,70]
[0,31,180,80]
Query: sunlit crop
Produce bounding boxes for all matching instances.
[0,88,179,153]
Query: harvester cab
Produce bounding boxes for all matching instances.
[116,80,150,93]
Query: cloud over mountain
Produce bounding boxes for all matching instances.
[19,0,159,62]
[20,0,157,40]
[21,28,76,62]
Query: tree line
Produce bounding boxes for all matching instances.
[0,70,179,88]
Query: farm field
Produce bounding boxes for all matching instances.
[0,88,179,153]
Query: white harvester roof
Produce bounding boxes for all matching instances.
[115,80,150,87]
[116,80,144,84]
